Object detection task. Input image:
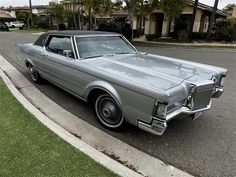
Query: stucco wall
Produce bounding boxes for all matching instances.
[181,6,203,32]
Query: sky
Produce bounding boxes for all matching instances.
[0,0,236,9]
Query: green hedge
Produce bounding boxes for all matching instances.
[146,34,162,41]
[192,32,207,40]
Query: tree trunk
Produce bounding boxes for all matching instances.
[124,0,136,42]
[81,6,84,30]
[78,8,81,30]
[188,0,198,42]
[72,2,78,29]
[29,0,33,27]
[207,0,219,41]
[88,7,92,30]
[167,17,172,35]
[128,9,134,41]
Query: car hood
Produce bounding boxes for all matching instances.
[86,54,213,91]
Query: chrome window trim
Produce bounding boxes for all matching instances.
[70,37,77,59]
[44,34,77,60]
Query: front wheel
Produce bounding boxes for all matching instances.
[94,94,125,129]
[29,65,42,83]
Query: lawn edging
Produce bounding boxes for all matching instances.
[0,56,142,177]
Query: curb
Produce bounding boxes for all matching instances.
[134,41,236,49]
[0,56,142,177]
[0,55,193,177]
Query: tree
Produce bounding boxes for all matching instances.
[207,0,219,41]
[93,0,113,24]
[124,0,138,41]
[82,0,94,30]
[29,0,33,27]
[112,0,123,10]
[16,11,31,27]
[223,4,236,12]
[160,0,188,35]
[188,0,198,42]
[135,0,159,33]
[70,0,78,29]
[46,2,65,27]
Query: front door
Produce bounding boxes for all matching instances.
[155,13,164,35]
[39,35,80,94]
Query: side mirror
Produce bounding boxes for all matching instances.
[63,50,73,58]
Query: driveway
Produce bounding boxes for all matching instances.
[0,32,235,177]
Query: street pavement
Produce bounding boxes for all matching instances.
[0,32,235,177]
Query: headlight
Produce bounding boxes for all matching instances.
[220,77,225,86]
[153,101,167,119]
[186,84,197,109]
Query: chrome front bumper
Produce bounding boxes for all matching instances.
[138,101,212,136]
[212,87,224,98]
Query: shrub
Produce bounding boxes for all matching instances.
[192,32,207,40]
[34,16,49,29]
[178,30,188,42]
[145,34,162,41]
[133,29,140,38]
[213,19,236,42]
[58,23,66,30]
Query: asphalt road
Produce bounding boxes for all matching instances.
[0,32,235,177]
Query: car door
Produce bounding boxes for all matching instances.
[39,35,80,94]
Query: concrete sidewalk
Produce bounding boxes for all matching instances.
[0,55,193,177]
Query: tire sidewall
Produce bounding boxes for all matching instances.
[95,94,124,129]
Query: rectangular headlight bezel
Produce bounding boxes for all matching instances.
[220,77,225,86]
[186,84,197,109]
[152,100,167,119]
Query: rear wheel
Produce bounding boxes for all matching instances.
[94,94,125,129]
[29,64,42,83]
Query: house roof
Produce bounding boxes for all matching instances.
[188,1,228,17]
[0,10,15,19]
[6,5,49,11]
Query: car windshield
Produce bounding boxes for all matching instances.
[75,36,136,59]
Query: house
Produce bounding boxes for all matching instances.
[0,10,15,22]
[5,5,49,17]
[226,6,236,19]
[134,2,228,36]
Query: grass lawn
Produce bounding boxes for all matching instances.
[18,28,50,33]
[0,78,119,177]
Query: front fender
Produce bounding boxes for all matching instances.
[83,80,123,108]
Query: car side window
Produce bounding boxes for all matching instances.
[46,36,75,59]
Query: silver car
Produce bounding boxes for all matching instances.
[17,31,227,135]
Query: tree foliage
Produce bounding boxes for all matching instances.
[45,2,65,25]
[207,0,219,40]
[213,19,236,42]
[135,0,159,18]
[160,0,188,19]
[16,11,31,27]
[223,4,236,12]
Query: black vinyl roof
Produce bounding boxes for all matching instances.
[34,30,118,47]
[47,30,117,36]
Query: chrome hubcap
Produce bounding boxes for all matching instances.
[96,95,123,126]
[29,66,37,81]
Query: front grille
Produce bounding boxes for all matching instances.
[192,87,212,110]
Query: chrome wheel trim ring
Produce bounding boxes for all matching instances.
[95,94,124,128]
[29,66,38,82]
